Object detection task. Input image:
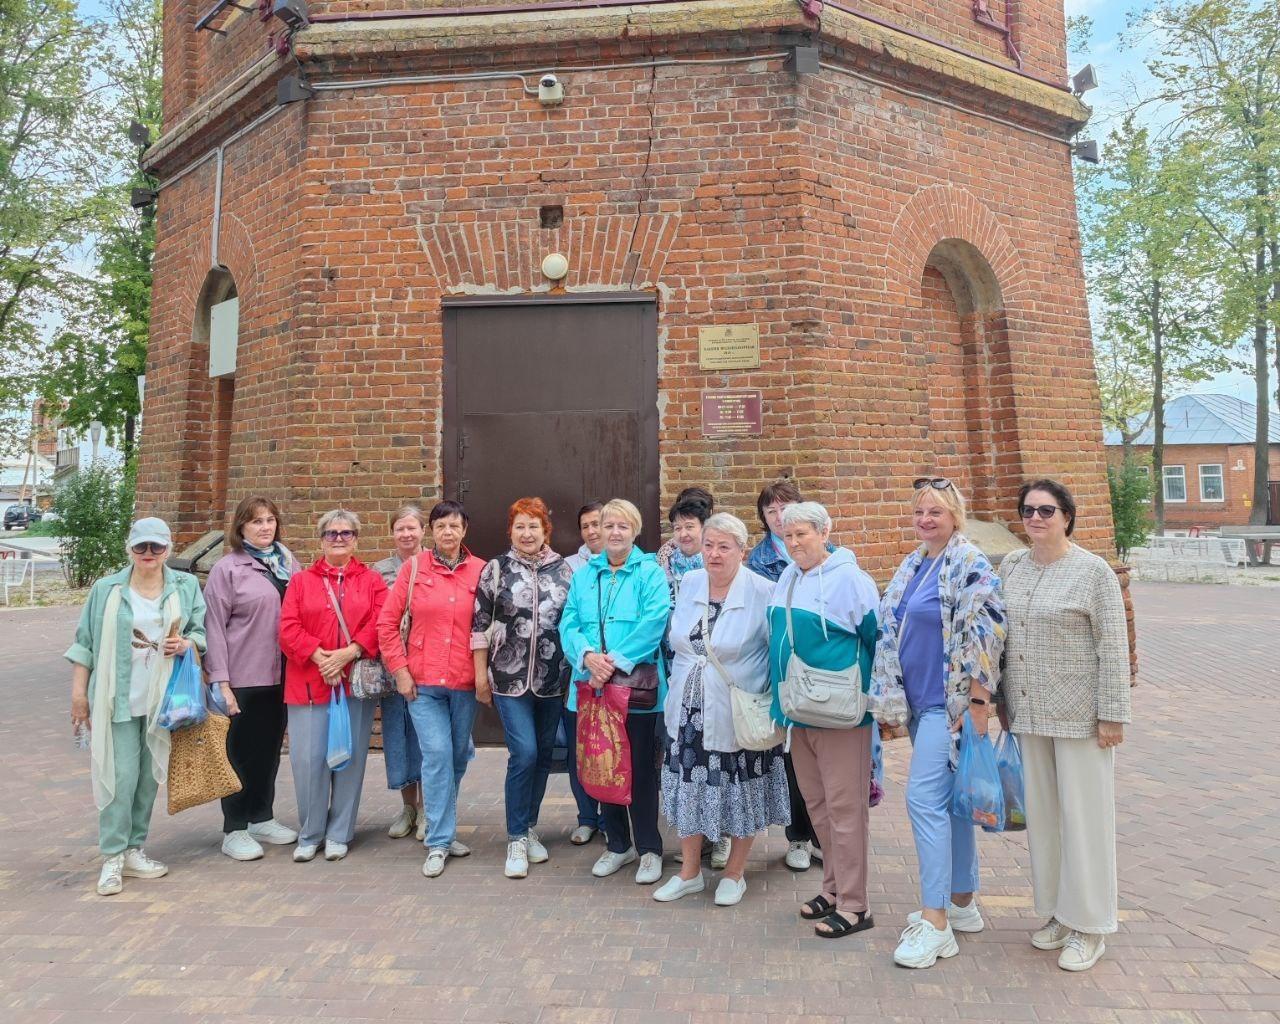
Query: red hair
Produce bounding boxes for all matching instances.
[507,496,552,542]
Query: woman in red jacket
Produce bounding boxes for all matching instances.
[378,500,484,879]
[279,509,387,863]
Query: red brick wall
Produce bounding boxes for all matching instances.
[1107,443,1280,530]
[142,10,1104,582]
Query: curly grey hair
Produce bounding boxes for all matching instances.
[317,508,361,536]
[781,501,831,534]
[701,512,749,550]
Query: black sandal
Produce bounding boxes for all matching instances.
[800,895,836,920]
[815,910,874,938]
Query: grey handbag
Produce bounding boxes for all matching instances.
[777,572,867,729]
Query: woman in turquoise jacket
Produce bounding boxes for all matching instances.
[66,517,207,897]
[559,498,671,886]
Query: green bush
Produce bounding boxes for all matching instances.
[52,462,136,587]
[1108,457,1153,562]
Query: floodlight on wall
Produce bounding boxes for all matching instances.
[272,0,308,29]
[541,253,569,281]
[787,46,820,75]
[1071,64,1099,96]
[128,120,152,148]
[1072,139,1101,164]
[277,75,315,106]
[131,187,158,209]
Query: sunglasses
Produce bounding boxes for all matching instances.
[1019,504,1061,520]
[913,477,954,491]
[321,529,357,542]
[131,542,168,555]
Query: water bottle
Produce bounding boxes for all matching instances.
[74,722,90,751]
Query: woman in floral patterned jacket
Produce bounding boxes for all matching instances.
[871,477,1005,971]
[471,497,574,881]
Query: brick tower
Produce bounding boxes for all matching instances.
[139,0,1110,574]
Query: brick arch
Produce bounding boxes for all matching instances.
[884,184,1028,315]
[885,185,1028,520]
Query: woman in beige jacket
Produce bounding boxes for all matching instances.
[997,478,1130,973]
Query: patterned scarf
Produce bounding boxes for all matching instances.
[669,548,703,579]
[871,532,1006,744]
[243,541,293,582]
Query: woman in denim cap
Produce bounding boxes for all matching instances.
[372,504,428,842]
[67,517,206,896]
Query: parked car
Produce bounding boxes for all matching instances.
[3,504,40,530]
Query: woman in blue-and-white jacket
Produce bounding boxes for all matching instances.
[767,501,880,939]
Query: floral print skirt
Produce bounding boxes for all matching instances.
[660,666,790,841]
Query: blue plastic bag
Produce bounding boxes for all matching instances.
[950,712,1005,830]
[156,648,208,731]
[992,731,1027,833]
[327,686,353,771]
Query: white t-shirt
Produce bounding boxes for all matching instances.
[128,590,165,718]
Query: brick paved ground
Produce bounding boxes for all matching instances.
[1,583,1278,1024]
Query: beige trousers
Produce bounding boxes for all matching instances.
[1019,733,1118,935]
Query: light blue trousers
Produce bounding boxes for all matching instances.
[908,707,980,909]
[406,686,478,851]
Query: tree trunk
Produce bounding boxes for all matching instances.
[1152,278,1165,534]
[1251,232,1271,525]
[123,414,135,461]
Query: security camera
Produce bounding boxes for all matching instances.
[538,74,564,107]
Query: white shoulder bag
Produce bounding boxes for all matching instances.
[777,572,867,729]
[702,601,783,752]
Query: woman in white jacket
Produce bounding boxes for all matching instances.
[656,513,790,907]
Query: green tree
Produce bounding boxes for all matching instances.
[1107,457,1154,562]
[1133,0,1280,524]
[1080,117,1224,532]
[52,459,135,587]
[0,0,104,414]
[35,0,161,457]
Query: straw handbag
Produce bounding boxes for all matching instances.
[167,711,242,814]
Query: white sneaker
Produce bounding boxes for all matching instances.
[569,825,597,845]
[415,808,426,842]
[653,872,705,902]
[505,838,530,879]
[293,844,318,863]
[907,900,985,933]
[449,840,471,858]
[710,837,731,870]
[894,920,960,968]
[97,854,124,896]
[423,848,448,878]
[714,875,747,907]
[387,806,416,839]
[1031,917,1072,950]
[248,819,297,845]
[784,841,811,871]
[526,829,548,864]
[1058,931,1105,972]
[323,840,347,861]
[122,848,167,879]
[221,830,265,862]
[635,852,663,885]
[592,848,638,877]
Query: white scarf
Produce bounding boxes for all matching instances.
[90,585,182,811]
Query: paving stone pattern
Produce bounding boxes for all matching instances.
[1,583,1278,1023]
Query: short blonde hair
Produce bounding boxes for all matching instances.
[318,508,361,536]
[389,504,426,532]
[912,480,967,532]
[599,498,642,535]
[702,512,748,550]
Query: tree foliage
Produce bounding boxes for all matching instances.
[1108,457,1154,562]
[51,459,135,587]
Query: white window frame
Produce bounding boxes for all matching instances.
[1198,463,1225,503]
[1163,465,1187,503]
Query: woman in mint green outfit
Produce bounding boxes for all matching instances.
[559,498,671,886]
[67,517,206,897]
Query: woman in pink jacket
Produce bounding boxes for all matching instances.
[378,500,484,879]
[279,509,387,863]
[203,496,301,862]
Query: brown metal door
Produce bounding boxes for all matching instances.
[443,294,659,558]
[1269,481,1280,525]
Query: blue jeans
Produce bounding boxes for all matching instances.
[908,707,980,909]
[406,687,478,850]
[380,692,421,790]
[494,691,561,838]
[562,707,600,829]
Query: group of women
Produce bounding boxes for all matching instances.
[66,474,1130,972]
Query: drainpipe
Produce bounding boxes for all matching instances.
[970,0,1022,68]
[211,144,225,269]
